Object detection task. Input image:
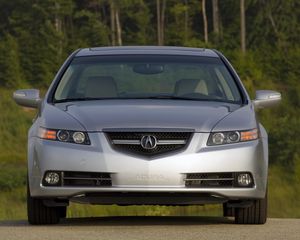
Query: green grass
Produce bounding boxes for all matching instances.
[0,187,27,220]
[0,87,299,220]
[0,162,26,191]
[67,204,222,219]
[268,164,300,217]
[0,184,222,220]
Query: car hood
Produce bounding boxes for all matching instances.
[55,100,241,132]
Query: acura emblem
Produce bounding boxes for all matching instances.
[141,135,157,150]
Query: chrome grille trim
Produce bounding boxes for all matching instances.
[111,139,187,145]
[184,178,234,181]
[157,140,187,145]
[63,177,112,181]
[111,140,140,145]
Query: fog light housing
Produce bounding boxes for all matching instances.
[237,173,252,187]
[44,172,61,186]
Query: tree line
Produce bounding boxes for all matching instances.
[0,0,299,168]
[0,0,298,86]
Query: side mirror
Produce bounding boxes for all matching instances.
[253,90,281,109]
[13,89,41,108]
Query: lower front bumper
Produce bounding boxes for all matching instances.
[70,192,230,205]
[35,185,263,203]
[28,132,268,201]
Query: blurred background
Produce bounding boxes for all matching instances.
[0,0,299,220]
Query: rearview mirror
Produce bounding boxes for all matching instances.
[13,89,41,108]
[253,90,281,109]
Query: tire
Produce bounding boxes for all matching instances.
[27,182,61,225]
[59,206,67,218]
[223,203,235,217]
[235,192,267,224]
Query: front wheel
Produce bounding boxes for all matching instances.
[223,203,234,217]
[27,182,61,225]
[234,192,267,224]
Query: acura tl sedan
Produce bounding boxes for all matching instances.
[13,46,281,225]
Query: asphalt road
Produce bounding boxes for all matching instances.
[0,217,299,240]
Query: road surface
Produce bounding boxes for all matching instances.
[0,217,299,240]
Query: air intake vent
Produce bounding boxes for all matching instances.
[62,171,112,187]
[185,173,235,188]
[106,131,192,157]
[185,172,254,188]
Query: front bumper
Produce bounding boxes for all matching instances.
[28,132,268,201]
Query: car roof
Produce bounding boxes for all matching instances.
[75,46,219,58]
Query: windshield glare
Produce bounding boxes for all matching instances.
[54,55,242,103]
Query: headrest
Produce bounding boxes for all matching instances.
[174,79,208,96]
[85,76,118,98]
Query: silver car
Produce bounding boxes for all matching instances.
[14,46,281,225]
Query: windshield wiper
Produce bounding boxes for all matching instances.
[54,96,198,103]
[54,95,229,103]
[133,95,240,104]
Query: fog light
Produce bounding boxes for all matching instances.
[44,172,60,185]
[237,173,252,186]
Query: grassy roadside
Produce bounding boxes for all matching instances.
[0,88,299,220]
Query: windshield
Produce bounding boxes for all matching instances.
[53,55,242,103]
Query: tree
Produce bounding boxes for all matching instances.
[120,0,152,45]
[115,4,122,46]
[212,0,220,40]
[110,0,116,46]
[202,0,208,43]
[0,34,23,88]
[109,0,122,46]
[240,0,246,53]
[184,0,189,43]
[156,0,166,45]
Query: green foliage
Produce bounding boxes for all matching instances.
[268,164,300,217]
[72,9,110,47]
[0,163,26,191]
[0,187,27,220]
[0,34,23,88]
[121,0,153,45]
[268,114,300,167]
[0,89,35,163]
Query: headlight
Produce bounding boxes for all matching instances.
[207,128,258,146]
[72,132,86,144]
[38,127,90,145]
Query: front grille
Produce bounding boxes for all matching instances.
[185,172,235,188]
[106,131,192,157]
